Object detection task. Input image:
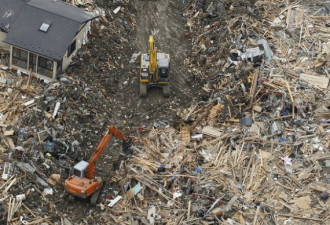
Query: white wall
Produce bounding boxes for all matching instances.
[62,22,91,71]
[0,31,10,51]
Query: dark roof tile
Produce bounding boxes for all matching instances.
[1,0,97,60]
[0,0,27,32]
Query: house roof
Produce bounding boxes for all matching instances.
[1,0,97,60]
[0,0,27,32]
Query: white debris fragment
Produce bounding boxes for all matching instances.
[22,99,35,106]
[108,195,122,207]
[113,6,121,14]
[191,134,203,140]
[52,102,61,119]
[281,156,292,166]
[16,194,26,201]
[43,187,53,195]
[129,51,141,63]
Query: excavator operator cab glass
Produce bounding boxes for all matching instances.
[159,67,168,78]
[73,168,84,178]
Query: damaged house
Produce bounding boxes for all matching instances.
[0,0,97,80]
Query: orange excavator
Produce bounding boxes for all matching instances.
[64,125,130,205]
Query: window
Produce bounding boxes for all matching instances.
[38,56,53,70]
[56,59,62,75]
[12,47,28,69]
[67,40,76,57]
[12,47,27,60]
[40,23,50,32]
[73,168,82,178]
[39,20,52,33]
[12,48,20,58]
[159,67,169,78]
[28,53,37,72]
[37,55,54,78]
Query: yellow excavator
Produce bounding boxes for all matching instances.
[139,35,170,97]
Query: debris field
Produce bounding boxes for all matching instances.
[0,0,329,224]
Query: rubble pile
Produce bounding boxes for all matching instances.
[110,1,329,224]
[0,0,329,224]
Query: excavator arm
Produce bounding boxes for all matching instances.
[85,125,129,179]
[148,35,158,78]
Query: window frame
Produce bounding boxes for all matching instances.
[12,47,28,61]
[38,55,53,70]
[67,40,76,57]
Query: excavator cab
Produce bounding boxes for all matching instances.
[157,53,170,81]
[71,161,88,178]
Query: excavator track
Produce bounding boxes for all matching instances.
[90,180,103,205]
[90,188,101,205]
[139,82,147,97]
[162,84,170,97]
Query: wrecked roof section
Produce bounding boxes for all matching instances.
[3,0,98,60]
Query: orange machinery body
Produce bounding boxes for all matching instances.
[65,176,102,199]
[64,125,128,199]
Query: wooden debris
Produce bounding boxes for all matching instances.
[292,196,312,209]
[180,124,191,143]
[3,130,14,136]
[0,1,329,225]
[300,73,329,89]
[201,126,223,137]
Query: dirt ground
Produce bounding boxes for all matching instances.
[114,0,202,128]
[133,0,198,99]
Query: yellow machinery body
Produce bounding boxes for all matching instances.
[140,35,170,97]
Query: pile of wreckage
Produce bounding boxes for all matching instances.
[1,0,329,224]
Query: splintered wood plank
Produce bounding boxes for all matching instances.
[3,130,14,136]
[249,71,259,107]
[300,73,329,88]
[4,137,15,150]
[180,125,190,143]
[201,126,222,137]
